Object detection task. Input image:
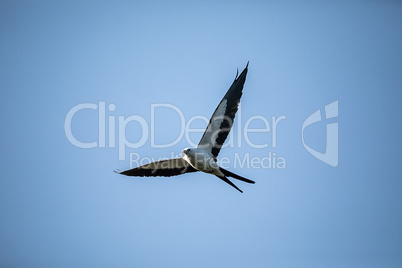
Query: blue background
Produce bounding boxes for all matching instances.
[1,1,401,267]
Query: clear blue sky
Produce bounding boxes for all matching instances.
[1,1,401,267]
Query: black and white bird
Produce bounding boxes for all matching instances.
[115,62,255,193]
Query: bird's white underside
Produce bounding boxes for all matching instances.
[182,148,224,177]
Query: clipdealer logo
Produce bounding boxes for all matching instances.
[64,102,287,168]
[64,101,339,168]
[302,101,339,167]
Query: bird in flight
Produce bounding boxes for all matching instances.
[115,62,255,193]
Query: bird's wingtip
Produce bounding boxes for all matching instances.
[113,169,122,174]
[235,62,249,80]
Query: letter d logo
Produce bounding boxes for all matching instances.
[302,101,338,167]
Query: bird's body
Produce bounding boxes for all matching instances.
[182,148,224,177]
[115,62,255,193]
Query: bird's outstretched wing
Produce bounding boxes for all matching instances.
[115,158,198,177]
[197,62,248,157]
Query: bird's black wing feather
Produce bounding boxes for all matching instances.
[116,158,198,177]
[198,62,248,157]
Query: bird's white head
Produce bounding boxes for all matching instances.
[182,148,191,155]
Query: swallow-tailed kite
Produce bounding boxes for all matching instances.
[115,62,255,193]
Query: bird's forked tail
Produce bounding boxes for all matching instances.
[219,168,255,184]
